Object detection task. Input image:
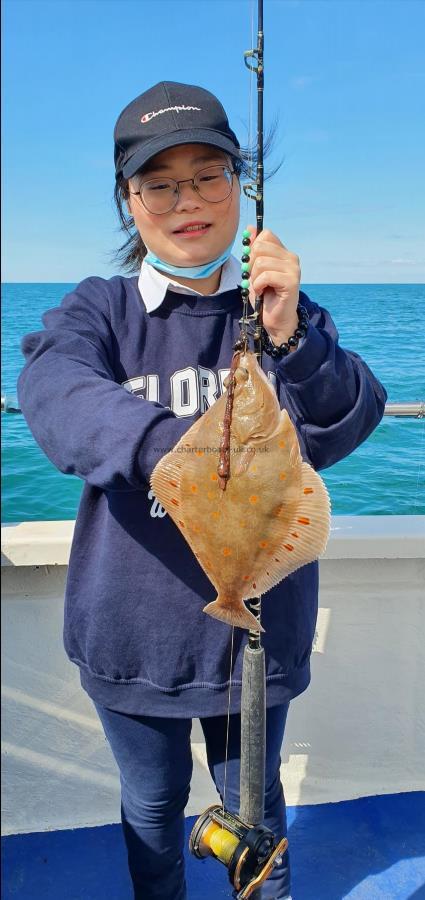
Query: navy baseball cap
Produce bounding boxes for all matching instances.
[114,81,241,180]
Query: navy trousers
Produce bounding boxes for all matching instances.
[95,702,291,900]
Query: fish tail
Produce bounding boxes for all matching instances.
[203,596,265,633]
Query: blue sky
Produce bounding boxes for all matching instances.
[2,0,424,283]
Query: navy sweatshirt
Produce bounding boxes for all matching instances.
[18,276,387,716]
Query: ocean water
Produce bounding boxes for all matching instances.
[2,282,425,523]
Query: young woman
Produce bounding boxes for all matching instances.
[18,81,387,900]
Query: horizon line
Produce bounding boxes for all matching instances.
[2,281,425,287]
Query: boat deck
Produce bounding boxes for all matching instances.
[2,516,425,898]
[2,793,425,899]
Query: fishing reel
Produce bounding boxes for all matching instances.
[189,804,288,899]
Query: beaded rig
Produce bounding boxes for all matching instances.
[239,228,309,359]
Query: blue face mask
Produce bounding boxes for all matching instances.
[144,242,234,280]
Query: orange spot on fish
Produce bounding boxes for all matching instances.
[178,520,185,528]
[169,480,178,487]
[212,511,220,519]
[240,521,247,528]
[291,532,299,538]
[223,547,232,556]
[304,487,314,494]
[274,558,281,562]
[279,472,286,480]
[190,485,198,493]
[171,499,179,506]
[252,582,257,589]
[298,517,310,525]
[196,450,204,456]
[243,575,250,581]
[207,491,215,500]
[211,473,218,481]
[273,504,285,517]
[249,495,259,504]
[284,544,294,551]
[279,440,286,448]
[259,541,268,549]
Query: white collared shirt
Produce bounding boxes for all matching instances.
[137,255,241,313]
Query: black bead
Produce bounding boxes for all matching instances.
[241,254,250,263]
[241,289,250,299]
[295,328,305,339]
[242,237,251,246]
[261,329,302,359]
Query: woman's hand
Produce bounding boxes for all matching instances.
[247,226,301,345]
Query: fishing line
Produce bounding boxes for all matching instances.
[221,624,235,819]
[221,0,256,820]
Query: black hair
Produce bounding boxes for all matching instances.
[112,132,280,273]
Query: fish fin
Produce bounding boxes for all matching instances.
[243,461,331,598]
[150,405,221,502]
[203,597,264,633]
[150,450,186,526]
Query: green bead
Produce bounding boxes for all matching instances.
[241,278,250,289]
[242,244,251,255]
[241,262,250,273]
[242,229,251,239]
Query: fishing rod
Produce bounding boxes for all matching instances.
[190,3,287,898]
[240,0,265,365]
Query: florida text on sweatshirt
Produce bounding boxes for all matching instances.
[18,276,387,716]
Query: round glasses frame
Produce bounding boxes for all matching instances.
[128,165,236,215]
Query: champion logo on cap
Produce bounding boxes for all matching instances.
[141,105,202,124]
[114,82,240,179]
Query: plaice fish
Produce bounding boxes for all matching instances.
[151,350,331,632]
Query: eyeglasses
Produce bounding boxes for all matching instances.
[129,165,235,215]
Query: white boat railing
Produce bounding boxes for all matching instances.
[1,394,425,418]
